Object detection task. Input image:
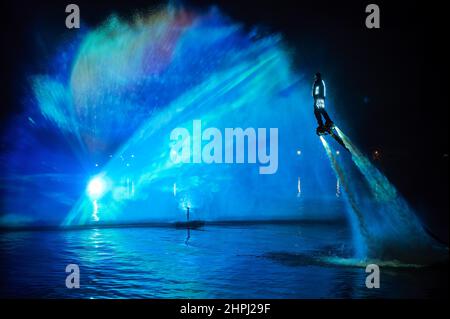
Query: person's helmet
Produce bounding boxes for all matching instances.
[315,72,322,79]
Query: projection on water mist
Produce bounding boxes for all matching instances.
[1,6,331,226]
[0,5,445,264]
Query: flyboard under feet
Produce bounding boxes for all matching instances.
[317,124,349,152]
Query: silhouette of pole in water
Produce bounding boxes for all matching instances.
[185,206,191,245]
[185,228,191,246]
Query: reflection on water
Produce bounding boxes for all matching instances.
[0,222,447,298]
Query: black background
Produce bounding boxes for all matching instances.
[0,0,448,242]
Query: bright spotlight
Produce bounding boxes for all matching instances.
[87,176,107,199]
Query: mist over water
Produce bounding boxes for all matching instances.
[1,6,336,226]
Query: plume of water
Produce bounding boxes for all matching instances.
[320,129,447,264]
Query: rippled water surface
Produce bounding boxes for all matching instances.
[0,222,447,298]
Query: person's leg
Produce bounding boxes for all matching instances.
[314,108,324,127]
[321,109,333,126]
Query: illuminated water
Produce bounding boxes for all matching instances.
[0,222,447,299]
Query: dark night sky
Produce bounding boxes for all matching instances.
[0,0,448,241]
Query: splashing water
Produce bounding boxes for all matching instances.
[320,136,368,258]
[335,127,397,202]
[321,129,447,264]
